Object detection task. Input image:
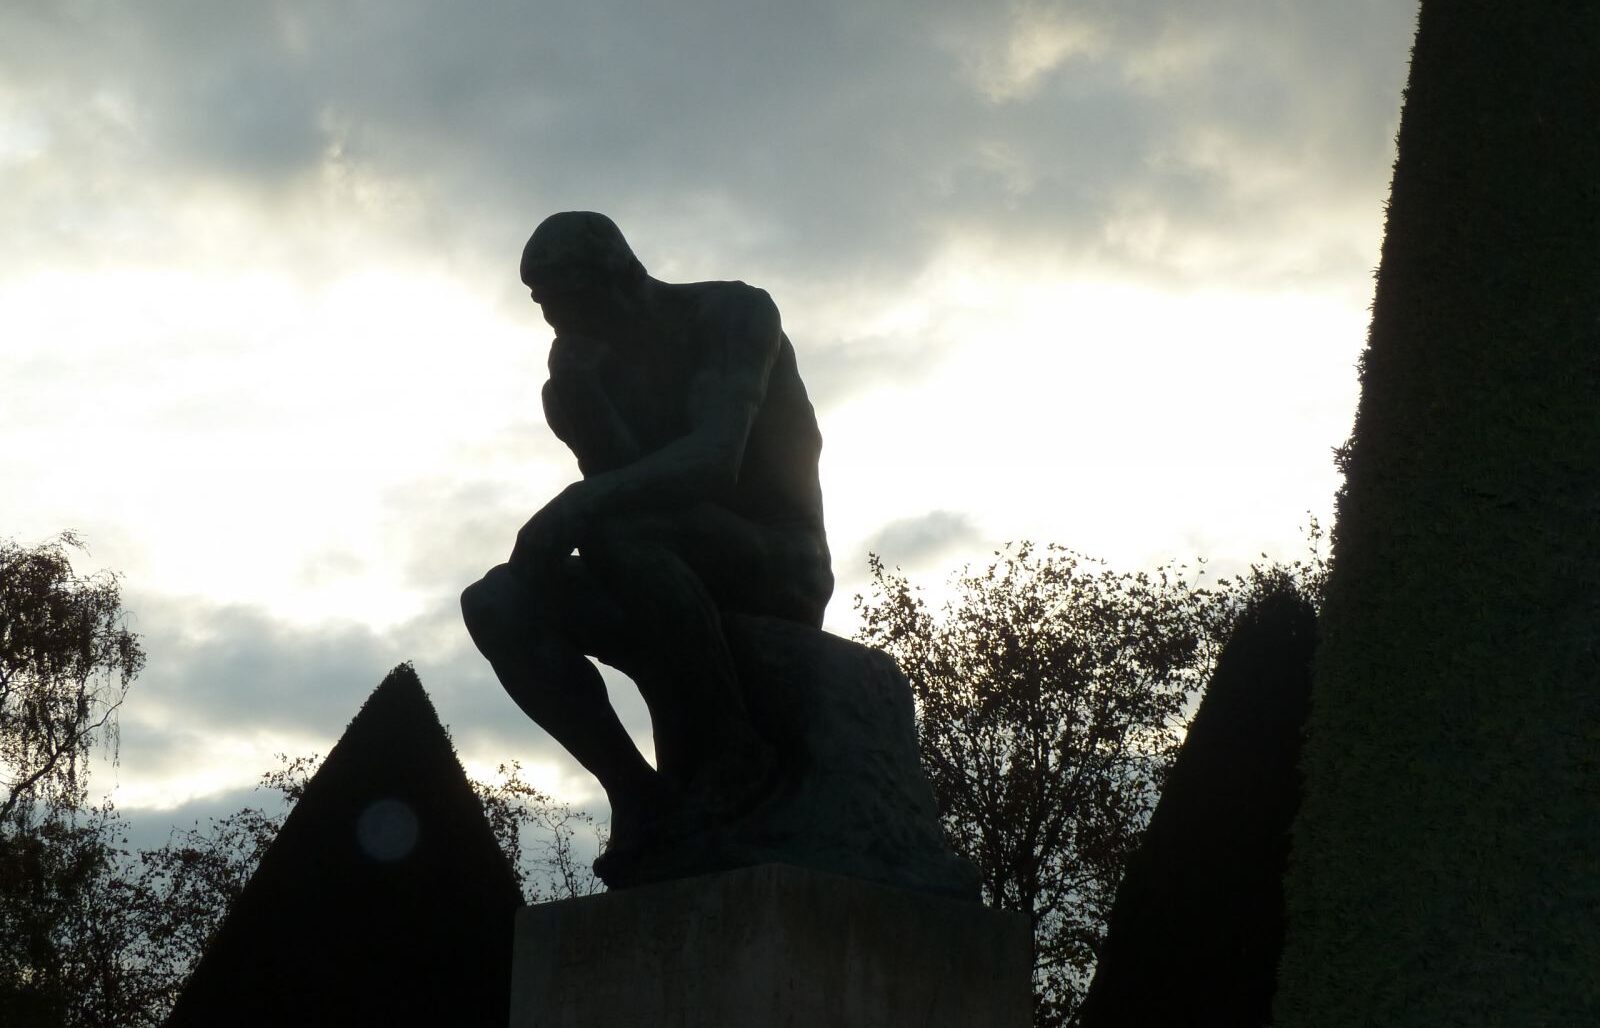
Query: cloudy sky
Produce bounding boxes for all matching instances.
[3,1,1416,847]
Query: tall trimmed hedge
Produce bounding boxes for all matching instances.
[1078,578,1316,1027]
[165,664,524,1027]
[1274,4,1600,1025]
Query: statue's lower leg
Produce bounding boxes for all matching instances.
[578,536,777,820]
[461,569,668,849]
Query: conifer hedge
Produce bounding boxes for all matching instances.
[1079,577,1315,1027]
[1274,4,1600,1024]
[165,664,524,1027]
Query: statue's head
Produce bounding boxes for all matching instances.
[521,212,647,335]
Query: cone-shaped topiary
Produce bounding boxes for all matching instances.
[1274,4,1600,1024]
[1077,577,1315,1027]
[164,663,524,1027]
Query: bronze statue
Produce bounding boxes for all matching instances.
[461,212,834,866]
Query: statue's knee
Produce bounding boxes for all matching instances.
[460,564,515,634]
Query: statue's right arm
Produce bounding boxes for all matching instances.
[552,285,780,521]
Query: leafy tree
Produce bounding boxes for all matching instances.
[1,803,134,1027]
[1,533,144,820]
[474,760,605,902]
[855,543,1229,1027]
[0,531,600,1025]
[113,754,322,1017]
[0,750,607,1028]
[0,534,146,1026]
[0,766,297,1028]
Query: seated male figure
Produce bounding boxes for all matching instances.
[461,212,833,857]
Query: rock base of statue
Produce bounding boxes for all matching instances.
[510,863,1032,1027]
[595,615,979,900]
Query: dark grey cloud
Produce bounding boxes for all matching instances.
[114,580,640,813]
[118,585,528,757]
[123,591,415,738]
[3,1,1416,293]
[9,0,1415,845]
[859,509,983,571]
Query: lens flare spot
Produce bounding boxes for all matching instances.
[356,797,419,862]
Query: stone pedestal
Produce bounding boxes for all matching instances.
[598,617,979,900]
[510,863,1032,1027]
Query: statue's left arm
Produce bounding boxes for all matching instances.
[510,285,781,576]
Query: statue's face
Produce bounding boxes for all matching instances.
[530,279,603,336]
[527,262,641,339]
[526,263,624,338]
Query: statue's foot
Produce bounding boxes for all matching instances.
[594,808,659,885]
[601,775,678,858]
[593,742,781,888]
[593,779,708,886]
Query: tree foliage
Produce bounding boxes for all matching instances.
[0,537,602,1025]
[4,747,607,1027]
[1,760,316,1027]
[1,803,142,1027]
[0,534,148,1026]
[856,543,1229,1026]
[119,755,321,1014]
[475,760,605,902]
[1,533,144,821]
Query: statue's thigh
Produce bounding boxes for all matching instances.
[588,504,783,613]
[462,558,633,666]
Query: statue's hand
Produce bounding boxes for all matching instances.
[549,333,609,377]
[542,338,642,474]
[509,484,593,581]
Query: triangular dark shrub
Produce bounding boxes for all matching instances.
[164,663,523,1027]
[1078,580,1316,1027]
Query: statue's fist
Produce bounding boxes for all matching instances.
[548,333,609,376]
[509,484,592,581]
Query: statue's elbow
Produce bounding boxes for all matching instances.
[679,436,742,500]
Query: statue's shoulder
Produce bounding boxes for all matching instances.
[672,279,777,322]
[664,282,784,388]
